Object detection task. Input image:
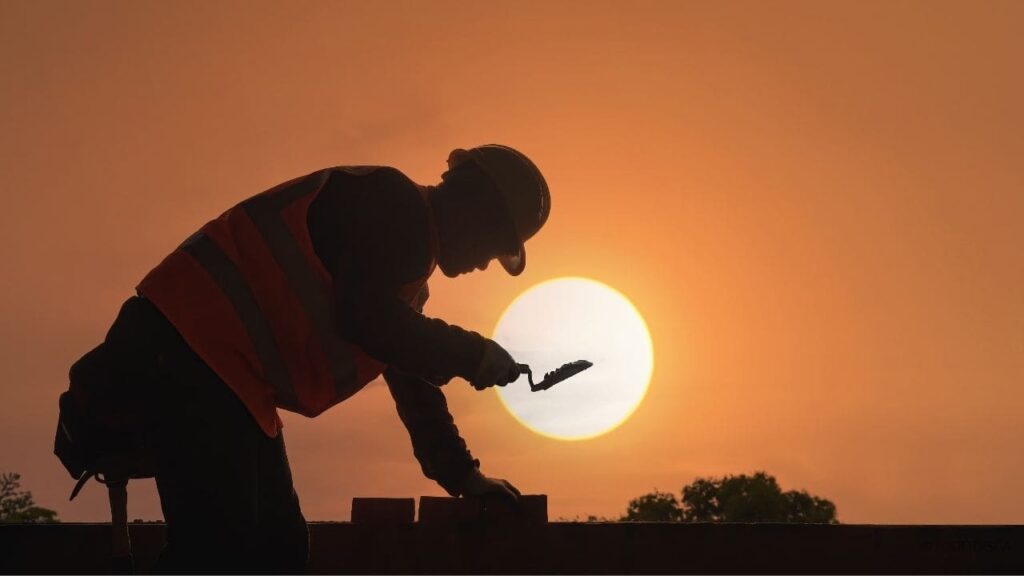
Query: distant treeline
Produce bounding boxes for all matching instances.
[573,471,838,523]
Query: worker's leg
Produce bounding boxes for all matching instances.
[255,430,309,573]
[135,296,307,573]
[148,318,261,573]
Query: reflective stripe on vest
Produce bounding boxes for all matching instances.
[179,231,299,411]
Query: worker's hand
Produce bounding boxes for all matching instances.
[470,340,519,391]
[458,468,521,502]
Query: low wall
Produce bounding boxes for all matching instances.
[2,522,1022,574]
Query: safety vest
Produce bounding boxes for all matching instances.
[137,167,437,437]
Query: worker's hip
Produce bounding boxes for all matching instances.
[105,295,264,437]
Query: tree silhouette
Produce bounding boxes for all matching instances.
[623,472,838,523]
[621,490,683,521]
[0,472,58,523]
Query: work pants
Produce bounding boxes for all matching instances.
[110,296,309,573]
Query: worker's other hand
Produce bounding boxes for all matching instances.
[459,468,521,502]
[471,340,518,390]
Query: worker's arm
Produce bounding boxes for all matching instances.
[384,366,522,500]
[343,282,485,384]
[383,366,479,495]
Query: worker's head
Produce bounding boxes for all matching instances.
[431,144,550,278]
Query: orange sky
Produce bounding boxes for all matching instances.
[2,0,1022,524]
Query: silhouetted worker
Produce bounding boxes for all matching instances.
[100,145,549,572]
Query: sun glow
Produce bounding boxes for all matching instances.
[493,277,654,440]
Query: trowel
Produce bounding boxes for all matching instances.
[513,360,593,392]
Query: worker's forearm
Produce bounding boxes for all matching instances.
[383,367,479,495]
[343,292,485,383]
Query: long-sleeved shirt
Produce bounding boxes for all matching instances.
[306,166,484,494]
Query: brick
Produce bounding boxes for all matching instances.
[417,495,475,524]
[350,497,415,524]
[418,494,547,525]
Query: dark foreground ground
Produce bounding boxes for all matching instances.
[3,521,1022,574]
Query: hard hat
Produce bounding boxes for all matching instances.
[446,144,550,276]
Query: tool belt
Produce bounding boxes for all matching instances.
[54,297,160,573]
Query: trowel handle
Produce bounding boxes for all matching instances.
[512,363,533,386]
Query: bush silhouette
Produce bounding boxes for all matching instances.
[621,490,683,521]
[0,472,58,523]
[623,471,838,523]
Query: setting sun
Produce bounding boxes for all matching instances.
[493,277,655,440]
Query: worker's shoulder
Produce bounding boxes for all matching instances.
[324,165,418,191]
[320,165,421,205]
[317,165,427,225]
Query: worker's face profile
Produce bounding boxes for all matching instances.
[440,210,519,277]
[437,167,520,278]
[438,242,503,278]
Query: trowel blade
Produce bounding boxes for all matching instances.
[530,360,593,392]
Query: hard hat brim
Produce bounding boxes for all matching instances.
[498,247,525,276]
